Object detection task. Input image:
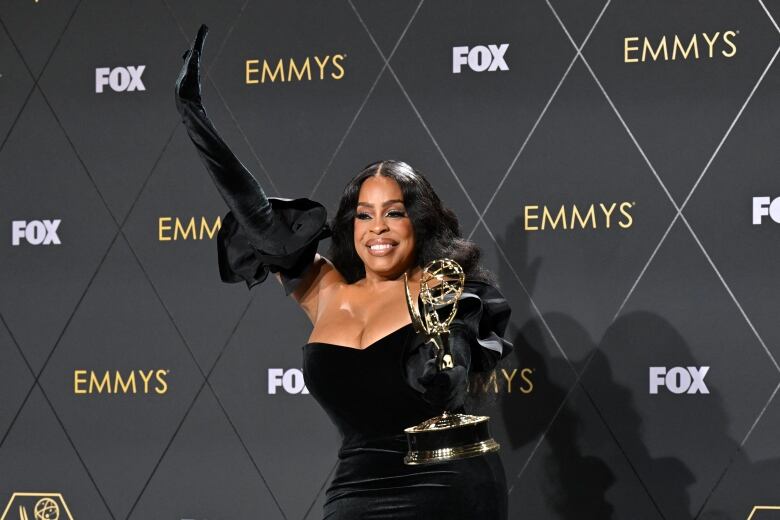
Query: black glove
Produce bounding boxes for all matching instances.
[175,24,208,108]
[175,24,283,250]
[416,325,472,411]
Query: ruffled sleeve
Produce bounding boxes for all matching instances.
[449,279,513,372]
[216,197,332,295]
[403,278,513,394]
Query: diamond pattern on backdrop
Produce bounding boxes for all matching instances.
[0,23,34,148]
[164,0,249,73]
[686,56,780,367]
[127,388,285,520]
[0,386,114,519]
[351,0,423,59]
[466,223,581,493]
[509,383,665,519]
[208,1,392,198]
[209,283,342,520]
[311,66,480,232]
[39,0,184,223]
[765,1,780,32]
[699,384,780,519]
[548,0,611,45]
[0,90,116,374]
[0,1,779,519]
[468,0,612,241]
[388,0,577,211]
[474,219,677,519]
[39,237,205,520]
[583,0,780,202]
[0,319,33,449]
[122,122,254,371]
[482,60,676,357]
[582,223,780,519]
[0,0,80,79]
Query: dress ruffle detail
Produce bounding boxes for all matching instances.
[450,279,513,372]
[216,197,331,295]
[403,279,513,395]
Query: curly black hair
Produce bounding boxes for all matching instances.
[327,159,495,285]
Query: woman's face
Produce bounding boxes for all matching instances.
[353,175,416,280]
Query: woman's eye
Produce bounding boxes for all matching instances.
[356,210,405,220]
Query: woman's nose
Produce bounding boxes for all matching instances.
[371,216,389,233]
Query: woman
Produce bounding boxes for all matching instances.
[175,25,514,519]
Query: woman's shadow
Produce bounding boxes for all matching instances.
[470,214,742,519]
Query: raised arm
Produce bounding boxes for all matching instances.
[175,25,276,246]
[175,25,338,319]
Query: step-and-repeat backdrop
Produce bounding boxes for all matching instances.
[2,0,780,518]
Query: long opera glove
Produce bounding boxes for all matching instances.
[174,24,278,248]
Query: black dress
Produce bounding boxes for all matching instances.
[304,322,508,519]
[216,199,513,520]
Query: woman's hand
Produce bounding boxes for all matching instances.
[175,24,209,111]
[416,328,472,411]
[417,360,467,411]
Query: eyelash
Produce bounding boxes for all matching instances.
[356,210,406,220]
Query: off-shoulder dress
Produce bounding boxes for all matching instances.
[217,200,513,520]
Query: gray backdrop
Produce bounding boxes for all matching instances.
[1,0,780,519]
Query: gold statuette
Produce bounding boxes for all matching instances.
[402,258,500,465]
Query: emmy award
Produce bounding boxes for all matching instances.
[402,258,500,465]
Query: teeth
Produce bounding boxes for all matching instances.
[369,244,394,250]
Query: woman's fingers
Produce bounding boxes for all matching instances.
[193,24,209,55]
[186,25,209,76]
[175,25,209,107]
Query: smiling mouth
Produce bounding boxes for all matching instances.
[366,241,398,256]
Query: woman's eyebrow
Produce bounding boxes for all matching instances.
[357,199,404,207]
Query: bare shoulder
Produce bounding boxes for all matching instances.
[281,254,346,324]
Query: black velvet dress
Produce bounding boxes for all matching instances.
[216,200,513,520]
[304,322,508,519]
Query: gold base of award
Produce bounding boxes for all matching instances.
[402,259,500,466]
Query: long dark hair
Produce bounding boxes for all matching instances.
[328,160,495,285]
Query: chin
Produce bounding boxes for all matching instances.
[363,257,407,273]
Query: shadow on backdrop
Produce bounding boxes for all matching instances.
[474,214,745,519]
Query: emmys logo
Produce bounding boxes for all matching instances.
[0,492,74,520]
[95,66,146,93]
[158,216,221,241]
[245,54,346,84]
[452,44,509,73]
[524,202,634,231]
[468,368,534,395]
[624,30,738,63]
[649,366,709,395]
[268,368,309,395]
[73,369,170,395]
[753,197,780,224]
[11,220,61,246]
